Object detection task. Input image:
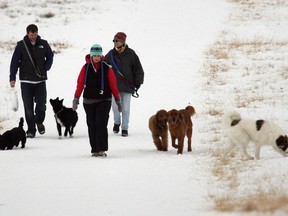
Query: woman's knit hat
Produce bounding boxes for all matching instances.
[113,32,126,44]
[90,44,102,56]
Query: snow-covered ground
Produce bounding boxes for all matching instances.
[1,0,288,215]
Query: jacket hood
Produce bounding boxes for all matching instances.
[85,54,91,63]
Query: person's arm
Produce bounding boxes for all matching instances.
[108,67,122,112]
[133,53,144,87]
[44,41,54,71]
[9,45,21,84]
[74,65,86,98]
[107,67,120,100]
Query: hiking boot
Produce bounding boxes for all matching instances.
[98,151,107,157]
[92,152,99,157]
[26,132,35,138]
[92,151,107,157]
[113,124,120,134]
[37,123,45,135]
[121,130,128,137]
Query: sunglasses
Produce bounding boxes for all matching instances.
[113,39,119,42]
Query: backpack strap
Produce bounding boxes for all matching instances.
[22,40,44,78]
[84,61,90,86]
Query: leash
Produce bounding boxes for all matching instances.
[54,108,64,118]
[109,50,139,98]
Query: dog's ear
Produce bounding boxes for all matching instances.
[56,97,59,100]
[167,111,172,122]
[155,112,159,122]
[179,113,184,121]
[167,110,172,117]
[164,111,168,119]
[168,111,174,120]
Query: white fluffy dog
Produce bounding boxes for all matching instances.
[222,111,288,160]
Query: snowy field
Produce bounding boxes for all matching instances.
[1,0,288,215]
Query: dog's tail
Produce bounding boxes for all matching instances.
[19,117,24,128]
[185,105,196,117]
[222,111,241,127]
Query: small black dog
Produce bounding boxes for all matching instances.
[50,97,78,138]
[0,117,26,150]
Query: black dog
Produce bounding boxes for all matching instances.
[0,117,26,150]
[50,97,78,138]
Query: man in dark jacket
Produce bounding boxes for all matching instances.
[105,32,144,137]
[9,24,54,138]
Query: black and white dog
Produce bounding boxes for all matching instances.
[50,97,78,138]
[222,111,288,160]
[0,117,26,150]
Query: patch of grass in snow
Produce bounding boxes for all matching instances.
[213,185,288,213]
[0,39,71,54]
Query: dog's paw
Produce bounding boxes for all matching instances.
[172,144,179,149]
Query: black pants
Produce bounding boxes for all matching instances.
[83,100,111,153]
[21,82,47,134]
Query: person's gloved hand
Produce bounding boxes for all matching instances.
[115,98,122,112]
[72,97,79,111]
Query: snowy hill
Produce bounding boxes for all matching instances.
[1,0,288,215]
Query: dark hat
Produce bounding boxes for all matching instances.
[113,32,127,44]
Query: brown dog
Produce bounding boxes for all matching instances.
[168,105,195,154]
[148,109,169,151]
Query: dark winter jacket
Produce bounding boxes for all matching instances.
[74,54,120,102]
[105,45,144,94]
[10,35,54,82]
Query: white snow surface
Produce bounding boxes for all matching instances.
[1,0,288,215]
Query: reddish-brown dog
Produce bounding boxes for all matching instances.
[168,105,196,154]
[148,109,169,151]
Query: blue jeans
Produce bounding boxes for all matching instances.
[112,92,131,130]
[21,82,47,134]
